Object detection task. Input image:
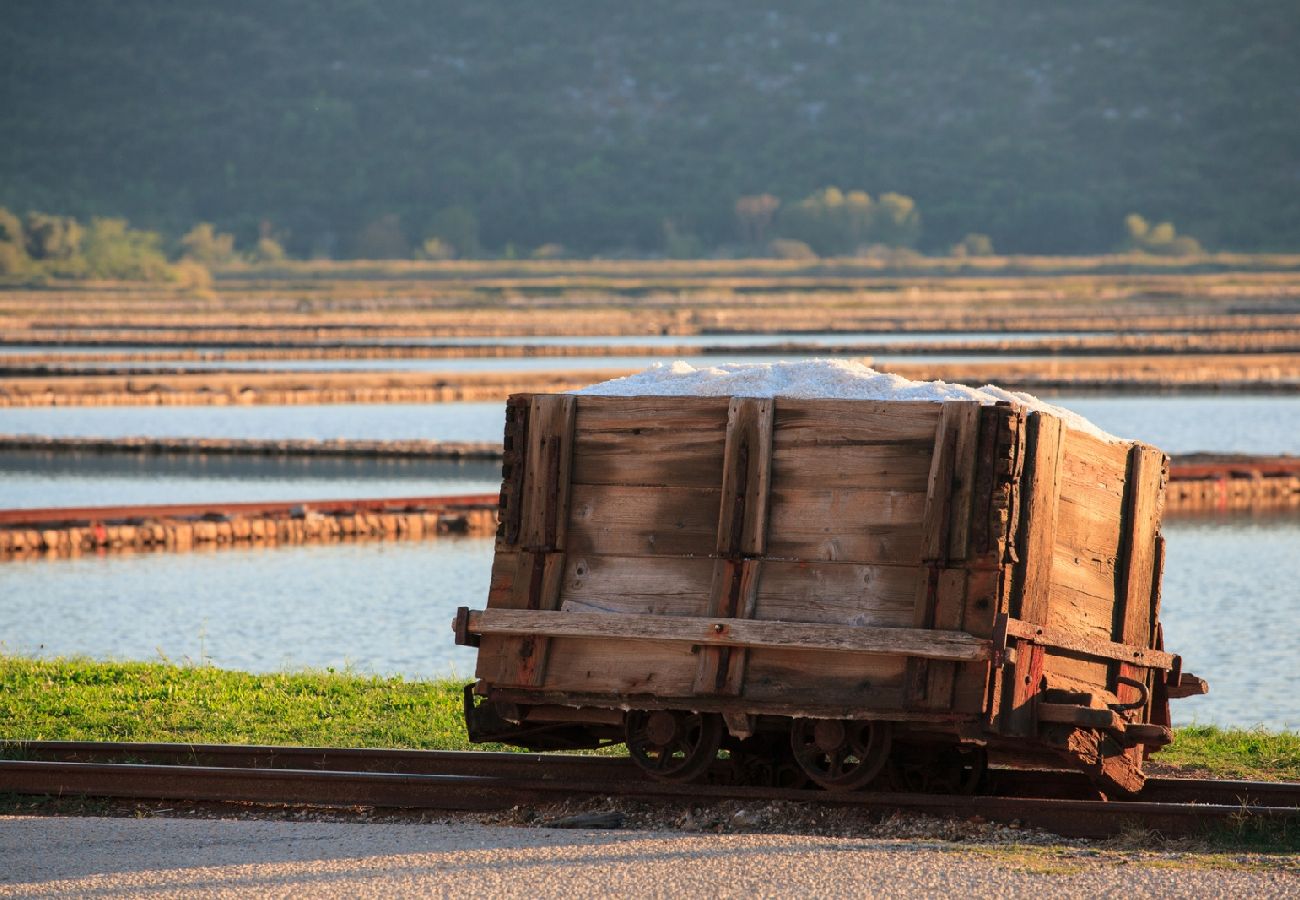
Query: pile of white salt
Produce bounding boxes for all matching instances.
[572,359,1120,442]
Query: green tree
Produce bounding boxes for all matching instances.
[951,233,995,257]
[0,207,28,275]
[80,218,171,280]
[874,193,922,248]
[179,223,237,265]
[1123,213,1203,256]
[250,236,287,262]
[425,206,480,259]
[24,212,82,260]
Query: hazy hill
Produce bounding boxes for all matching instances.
[2,1,1296,256]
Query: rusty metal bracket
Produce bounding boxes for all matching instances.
[1109,675,1151,713]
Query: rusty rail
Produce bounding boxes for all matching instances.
[1,742,1296,839]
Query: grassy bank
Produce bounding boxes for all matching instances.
[1,657,1297,782]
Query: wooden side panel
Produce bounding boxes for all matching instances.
[558,554,714,617]
[540,636,701,695]
[751,560,917,628]
[570,396,730,488]
[1042,427,1131,694]
[743,647,908,709]
[566,484,719,557]
[764,488,926,564]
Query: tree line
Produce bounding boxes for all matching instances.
[0,197,1209,284]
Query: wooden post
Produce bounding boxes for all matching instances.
[908,401,980,708]
[698,397,773,697]
[1001,411,1063,735]
[1113,445,1168,740]
[491,394,576,688]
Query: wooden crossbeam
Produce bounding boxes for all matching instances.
[462,608,993,661]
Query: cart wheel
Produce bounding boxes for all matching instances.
[625,710,724,782]
[890,743,987,795]
[789,718,892,791]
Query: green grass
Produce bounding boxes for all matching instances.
[0,656,479,750]
[1,657,1297,787]
[1154,724,1300,782]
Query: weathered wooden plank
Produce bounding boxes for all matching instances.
[770,442,933,491]
[1114,445,1168,713]
[1005,616,1177,669]
[510,551,567,687]
[694,559,760,695]
[486,548,522,609]
[1013,412,1065,624]
[566,484,720,557]
[921,567,970,709]
[1005,642,1045,737]
[496,395,531,547]
[467,608,992,660]
[743,648,907,709]
[520,394,576,551]
[1055,493,1125,567]
[1038,703,1122,730]
[772,400,942,444]
[558,554,714,617]
[571,397,729,488]
[1046,582,1117,640]
[752,560,917,628]
[539,636,701,695]
[764,488,926,564]
[907,403,968,705]
[1117,446,1166,650]
[716,397,774,556]
[946,402,984,561]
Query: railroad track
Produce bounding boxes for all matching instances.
[2,741,1296,839]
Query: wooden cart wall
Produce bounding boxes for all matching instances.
[472,393,1168,734]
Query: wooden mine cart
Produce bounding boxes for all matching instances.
[455,393,1206,795]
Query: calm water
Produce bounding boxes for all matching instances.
[0,451,500,509]
[30,352,1057,373]
[0,539,491,679]
[5,395,1300,454]
[1160,515,1300,730]
[0,518,1294,729]
[0,402,505,443]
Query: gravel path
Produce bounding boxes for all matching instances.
[1,816,1296,898]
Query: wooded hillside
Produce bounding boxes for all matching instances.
[2,2,1295,256]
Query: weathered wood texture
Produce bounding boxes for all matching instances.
[478,394,1169,744]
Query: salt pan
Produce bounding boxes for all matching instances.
[572,359,1121,442]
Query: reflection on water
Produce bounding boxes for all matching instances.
[0,539,493,679]
[5,394,1300,455]
[31,352,1056,373]
[0,402,506,443]
[0,515,1294,730]
[1161,514,1300,730]
[0,451,500,508]
[1051,395,1300,454]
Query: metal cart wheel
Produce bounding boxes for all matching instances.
[625,710,724,782]
[789,718,892,791]
[890,743,988,795]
